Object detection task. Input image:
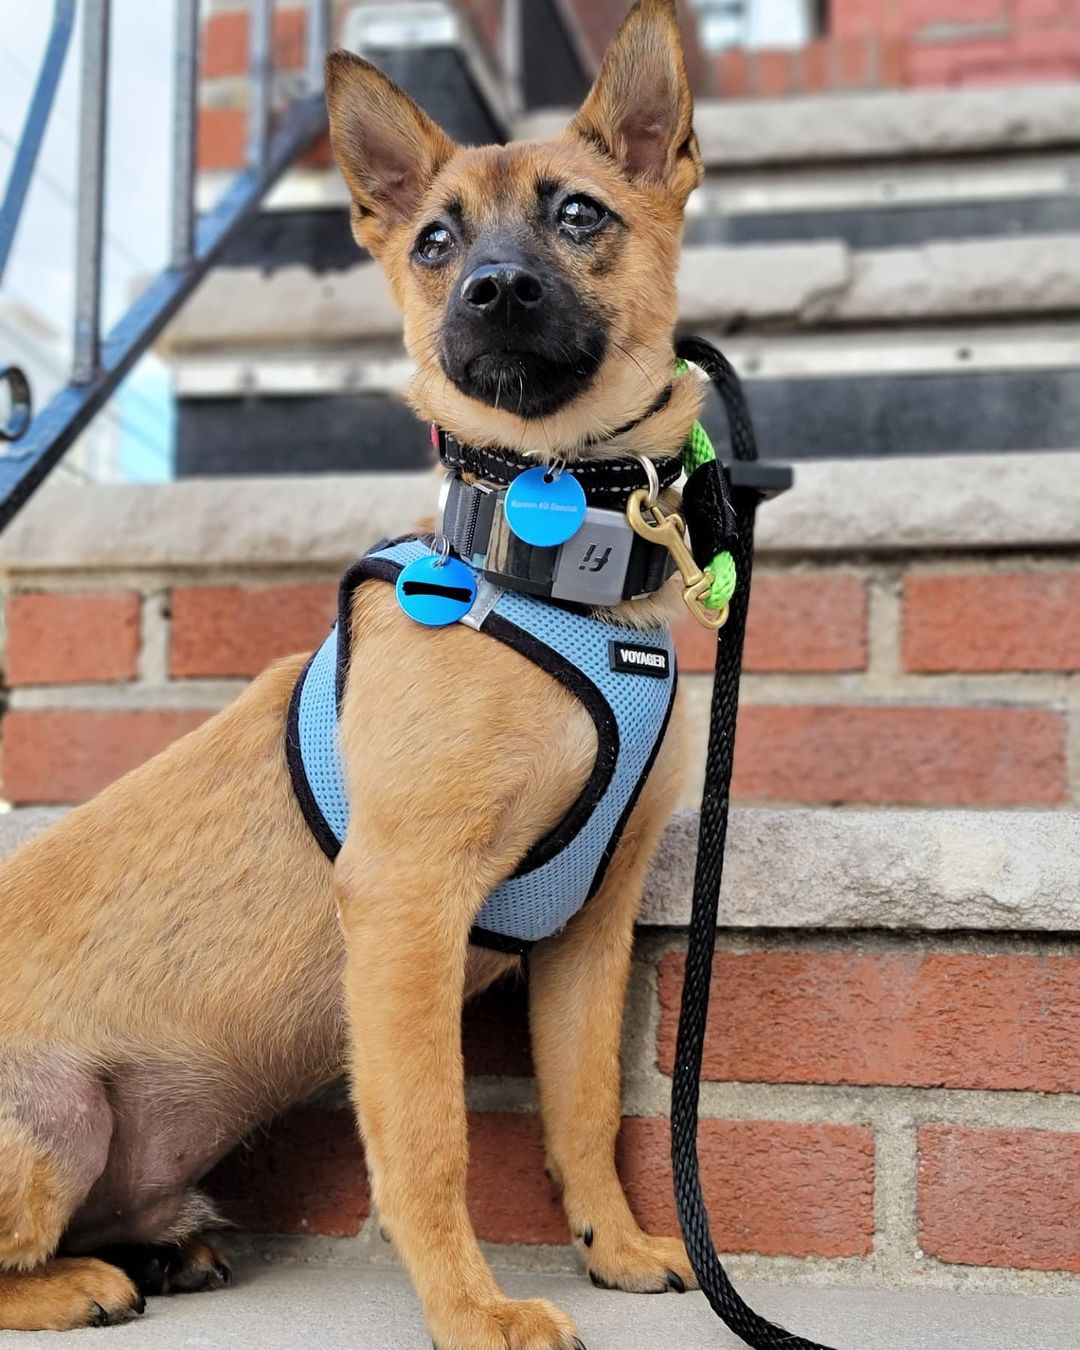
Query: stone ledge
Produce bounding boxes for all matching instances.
[3,807,1074,933]
[0,452,1075,573]
[163,235,1080,349]
[519,85,1080,166]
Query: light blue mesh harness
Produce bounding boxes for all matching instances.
[287,537,677,953]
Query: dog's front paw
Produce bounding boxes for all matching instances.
[431,1296,584,1349]
[582,1229,698,1295]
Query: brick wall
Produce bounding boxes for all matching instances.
[3,561,1077,808]
[196,0,705,175]
[198,934,1080,1281]
[716,1,1080,99]
[195,0,1080,175]
[1,466,1077,1289]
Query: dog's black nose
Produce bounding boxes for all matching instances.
[460,263,545,313]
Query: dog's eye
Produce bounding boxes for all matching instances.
[415,224,455,265]
[558,195,608,236]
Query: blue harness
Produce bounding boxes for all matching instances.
[287,537,677,954]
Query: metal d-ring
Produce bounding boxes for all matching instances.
[543,457,567,485]
[634,452,660,508]
[0,366,32,443]
[431,531,452,567]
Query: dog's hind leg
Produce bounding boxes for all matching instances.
[0,1061,145,1329]
[94,1231,232,1297]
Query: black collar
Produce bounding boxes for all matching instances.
[436,431,683,510]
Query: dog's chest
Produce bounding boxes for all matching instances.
[287,538,677,956]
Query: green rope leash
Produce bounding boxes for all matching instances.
[675,359,737,611]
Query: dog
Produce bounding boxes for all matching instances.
[0,1,707,1343]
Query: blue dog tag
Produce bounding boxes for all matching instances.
[396,553,477,627]
[504,467,586,548]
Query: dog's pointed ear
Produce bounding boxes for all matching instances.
[325,51,457,254]
[569,0,702,196]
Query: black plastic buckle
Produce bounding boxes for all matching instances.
[727,461,793,500]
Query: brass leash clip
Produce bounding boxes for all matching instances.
[626,488,729,631]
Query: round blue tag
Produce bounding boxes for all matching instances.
[504,466,586,548]
[396,554,477,627]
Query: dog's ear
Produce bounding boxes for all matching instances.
[325,51,457,255]
[569,0,702,197]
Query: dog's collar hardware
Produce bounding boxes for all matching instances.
[440,475,675,608]
[436,431,683,511]
[626,488,729,631]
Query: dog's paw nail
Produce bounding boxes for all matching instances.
[581,1224,594,1248]
[380,1225,392,1243]
[133,1291,147,1315]
[89,1301,109,1327]
[589,1271,614,1291]
[666,1270,686,1294]
[573,1339,588,1350]
[214,1262,232,1286]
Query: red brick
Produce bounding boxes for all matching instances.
[833,35,874,88]
[197,105,246,173]
[715,49,751,99]
[465,1113,873,1256]
[2,709,210,804]
[1011,22,1080,62]
[831,0,898,37]
[877,35,908,86]
[905,38,1010,86]
[618,1118,874,1259]
[202,8,307,80]
[301,131,334,170]
[6,591,140,686]
[657,951,1080,1093]
[206,1107,369,1237]
[1014,0,1068,16]
[458,0,503,55]
[800,39,832,92]
[753,49,793,98]
[919,1126,1080,1273]
[170,583,337,679]
[902,0,1004,23]
[675,574,867,674]
[731,705,1067,806]
[904,572,1080,673]
[467,1113,568,1245]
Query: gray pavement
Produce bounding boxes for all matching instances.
[8,1263,1079,1350]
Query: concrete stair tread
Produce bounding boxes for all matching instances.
[29,1262,1080,1349]
[162,233,1080,352]
[4,805,1077,934]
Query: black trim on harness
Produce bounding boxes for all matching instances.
[285,651,342,864]
[586,667,678,905]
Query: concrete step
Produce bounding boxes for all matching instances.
[4,804,1077,935]
[165,236,1080,353]
[22,1262,1080,1350]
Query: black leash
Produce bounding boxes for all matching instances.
[671,337,838,1350]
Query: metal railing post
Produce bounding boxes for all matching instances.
[307,0,333,92]
[248,0,274,169]
[0,0,77,287]
[172,0,201,268]
[73,0,111,385]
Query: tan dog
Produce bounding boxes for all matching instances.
[0,1,707,1343]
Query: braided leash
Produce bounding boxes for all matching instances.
[671,337,838,1350]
